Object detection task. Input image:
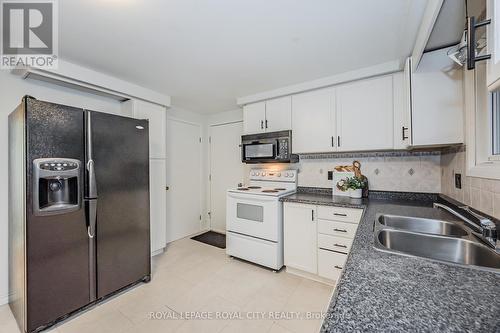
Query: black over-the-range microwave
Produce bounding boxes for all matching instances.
[241,130,299,163]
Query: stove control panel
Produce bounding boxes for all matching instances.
[249,169,297,182]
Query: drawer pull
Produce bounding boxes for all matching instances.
[334,213,348,217]
[334,265,343,270]
[334,243,347,248]
[334,228,347,233]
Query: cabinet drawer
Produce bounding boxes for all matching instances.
[317,206,363,223]
[317,219,358,238]
[318,249,347,281]
[318,234,353,253]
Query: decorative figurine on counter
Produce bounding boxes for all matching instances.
[332,161,369,198]
[352,160,369,198]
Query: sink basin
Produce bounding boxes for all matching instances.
[377,214,469,237]
[375,229,500,270]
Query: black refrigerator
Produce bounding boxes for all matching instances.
[8,96,151,333]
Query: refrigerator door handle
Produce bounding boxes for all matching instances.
[86,111,98,199]
[87,200,97,238]
[86,199,97,302]
[87,159,98,198]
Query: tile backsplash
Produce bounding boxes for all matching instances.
[296,155,441,193]
[245,151,442,193]
[441,150,500,219]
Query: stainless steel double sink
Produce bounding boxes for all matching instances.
[374,214,500,272]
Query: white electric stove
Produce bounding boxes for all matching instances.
[226,169,297,270]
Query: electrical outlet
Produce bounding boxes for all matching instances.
[328,171,333,180]
[455,173,462,189]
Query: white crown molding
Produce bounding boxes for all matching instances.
[11,59,171,107]
[236,60,401,106]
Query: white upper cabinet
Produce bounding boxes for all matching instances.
[336,75,394,151]
[392,67,412,150]
[243,97,292,134]
[243,101,266,134]
[292,87,335,154]
[411,49,464,146]
[123,99,167,159]
[265,96,292,132]
[487,0,500,91]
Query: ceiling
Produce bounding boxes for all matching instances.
[59,0,429,113]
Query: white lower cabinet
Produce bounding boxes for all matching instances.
[318,249,347,281]
[283,203,317,274]
[284,202,363,284]
[318,234,353,253]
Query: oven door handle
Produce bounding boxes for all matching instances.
[227,192,278,202]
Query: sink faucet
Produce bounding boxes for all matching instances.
[433,203,499,253]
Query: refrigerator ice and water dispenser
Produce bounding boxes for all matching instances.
[33,158,82,216]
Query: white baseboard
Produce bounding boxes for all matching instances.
[151,248,164,257]
[0,293,11,306]
[285,267,335,286]
[210,228,226,235]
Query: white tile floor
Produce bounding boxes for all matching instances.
[0,237,334,333]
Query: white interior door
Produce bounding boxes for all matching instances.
[210,121,244,233]
[166,118,202,243]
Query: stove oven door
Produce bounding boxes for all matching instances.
[226,192,280,242]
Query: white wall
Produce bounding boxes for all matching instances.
[0,71,130,305]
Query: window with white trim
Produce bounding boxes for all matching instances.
[493,91,500,156]
[465,61,500,179]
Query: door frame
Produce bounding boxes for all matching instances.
[166,116,204,240]
[208,120,243,233]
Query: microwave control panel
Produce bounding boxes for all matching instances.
[277,138,289,159]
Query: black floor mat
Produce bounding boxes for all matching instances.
[191,231,226,249]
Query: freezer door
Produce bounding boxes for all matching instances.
[88,111,151,299]
[25,98,90,332]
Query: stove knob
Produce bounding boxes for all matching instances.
[277,173,281,177]
[255,172,260,176]
[261,172,266,176]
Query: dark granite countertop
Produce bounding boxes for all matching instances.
[280,190,500,332]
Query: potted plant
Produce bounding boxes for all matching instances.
[347,176,365,198]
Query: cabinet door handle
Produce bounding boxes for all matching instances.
[337,136,341,147]
[265,119,268,129]
[334,213,347,217]
[334,265,343,270]
[331,136,334,147]
[261,120,264,129]
[334,243,347,248]
[402,126,408,140]
[334,228,347,233]
[311,210,314,221]
[165,186,169,191]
